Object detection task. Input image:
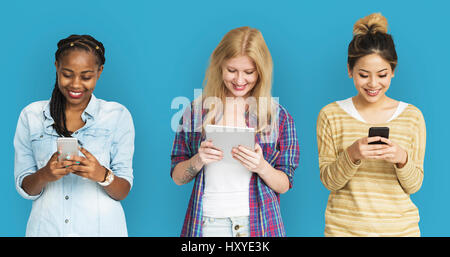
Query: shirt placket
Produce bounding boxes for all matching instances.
[62,170,73,236]
[62,132,82,237]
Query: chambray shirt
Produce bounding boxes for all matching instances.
[14,94,134,237]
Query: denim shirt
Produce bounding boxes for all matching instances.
[14,94,134,236]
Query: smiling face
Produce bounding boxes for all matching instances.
[348,53,395,104]
[222,55,259,98]
[55,49,103,109]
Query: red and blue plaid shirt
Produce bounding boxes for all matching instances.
[170,101,299,237]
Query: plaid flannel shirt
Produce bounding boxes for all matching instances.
[170,101,299,237]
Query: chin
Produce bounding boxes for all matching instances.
[232,91,251,98]
[362,94,384,104]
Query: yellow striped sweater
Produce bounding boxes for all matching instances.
[316,101,426,236]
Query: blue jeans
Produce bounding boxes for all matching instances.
[202,216,250,237]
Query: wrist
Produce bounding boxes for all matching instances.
[346,147,359,164]
[396,151,408,169]
[98,167,115,187]
[100,166,108,183]
[257,160,271,176]
[192,154,204,171]
[37,166,52,184]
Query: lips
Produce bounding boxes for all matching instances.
[68,90,84,99]
[364,88,381,97]
[232,83,247,91]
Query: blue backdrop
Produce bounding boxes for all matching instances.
[1,0,448,236]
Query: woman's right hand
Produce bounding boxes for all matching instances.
[346,136,390,164]
[39,151,75,182]
[194,139,224,170]
[172,139,224,186]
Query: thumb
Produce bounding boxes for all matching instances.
[51,151,60,161]
[47,151,60,164]
[255,143,262,152]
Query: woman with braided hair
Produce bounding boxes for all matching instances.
[14,34,134,236]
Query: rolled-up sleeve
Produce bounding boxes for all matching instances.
[14,109,41,200]
[170,104,196,177]
[110,107,135,189]
[273,108,300,189]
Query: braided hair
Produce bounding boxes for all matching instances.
[50,34,106,137]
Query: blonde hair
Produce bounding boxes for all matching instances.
[353,13,388,36]
[199,26,274,133]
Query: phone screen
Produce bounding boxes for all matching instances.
[57,138,79,161]
[368,127,389,145]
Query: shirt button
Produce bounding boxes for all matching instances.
[234,225,240,230]
[236,232,241,237]
[65,195,69,200]
[65,219,69,224]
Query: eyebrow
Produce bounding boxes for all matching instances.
[359,68,388,73]
[62,68,95,74]
[226,66,256,71]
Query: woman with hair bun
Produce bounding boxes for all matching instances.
[316,13,426,236]
[171,26,300,237]
[14,35,134,236]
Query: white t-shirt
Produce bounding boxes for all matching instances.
[202,159,252,218]
[336,97,408,123]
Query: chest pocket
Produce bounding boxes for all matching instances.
[80,128,112,166]
[30,132,56,169]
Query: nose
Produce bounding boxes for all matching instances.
[235,72,246,85]
[367,75,377,88]
[71,76,83,89]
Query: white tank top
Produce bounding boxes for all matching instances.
[202,159,252,218]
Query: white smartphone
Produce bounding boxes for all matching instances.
[56,137,79,162]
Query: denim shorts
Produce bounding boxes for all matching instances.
[202,216,250,237]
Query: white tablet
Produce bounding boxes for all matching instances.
[205,125,255,163]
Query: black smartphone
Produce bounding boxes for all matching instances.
[368,127,389,144]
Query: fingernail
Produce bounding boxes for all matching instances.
[66,155,71,160]
[75,161,80,164]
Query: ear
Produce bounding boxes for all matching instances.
[391,68,395,78]
[55,61,59,69]
[347,64,353,78]
[97,65,104,79]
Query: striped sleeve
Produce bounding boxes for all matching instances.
[394,106,426,194]
[317,107,360,191]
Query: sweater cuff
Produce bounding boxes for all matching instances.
[343,147,361,170]
[394,152,415,179]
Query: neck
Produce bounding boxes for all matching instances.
[65,96,91,113]
[352,93,390,111]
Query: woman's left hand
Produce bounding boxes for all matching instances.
[67,147,107,182]
[372,137,408,168]
[232,143,269,174]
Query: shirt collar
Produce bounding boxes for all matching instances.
[43,94,99,128]
[82,94,99,120]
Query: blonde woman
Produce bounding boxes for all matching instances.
[170,26,299,237]
[317,13,426,236]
